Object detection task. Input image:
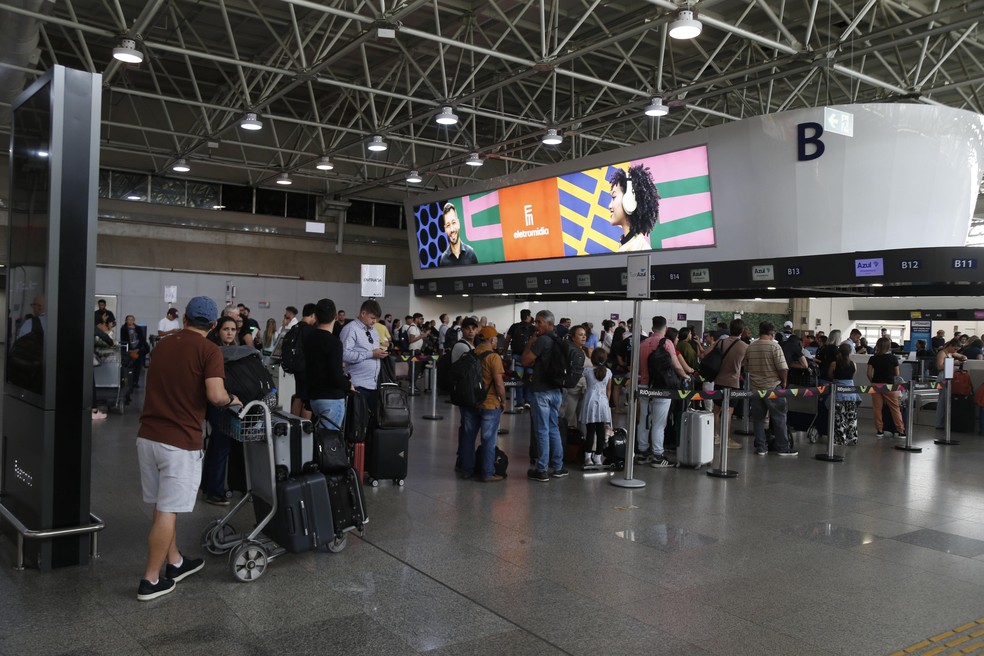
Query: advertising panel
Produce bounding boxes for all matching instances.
[413,145,714,269]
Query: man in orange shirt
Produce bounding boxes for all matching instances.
[458,325,507,482]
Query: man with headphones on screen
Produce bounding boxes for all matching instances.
[439,202,479,266]
[608,164,660,252]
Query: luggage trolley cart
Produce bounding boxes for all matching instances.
[93,346,130,414]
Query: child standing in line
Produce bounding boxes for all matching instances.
[580,348,613,467]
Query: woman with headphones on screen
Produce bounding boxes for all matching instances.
[608,164,661,252]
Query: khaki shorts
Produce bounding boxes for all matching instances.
[136,438,203,513]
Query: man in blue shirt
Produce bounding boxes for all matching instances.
[340,299,389,410]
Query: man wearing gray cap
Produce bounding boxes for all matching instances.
[135,296,240,601]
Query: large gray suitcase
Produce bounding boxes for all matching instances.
[676,410,714,469]
[271,410,315,479]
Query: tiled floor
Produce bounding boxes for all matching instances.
[3,391,984,655]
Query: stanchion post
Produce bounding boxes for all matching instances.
[708,388,738,478]
[897,381,921,452]
[408,358,418,396]
[504,366,522,415]
[816,383,844,462]
[611,298,646,489]
[423,363,443,420]
[736,375,753,435]
[935,377,959,445]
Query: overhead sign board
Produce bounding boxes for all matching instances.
[360,264,386,298]
[626,254,651,299]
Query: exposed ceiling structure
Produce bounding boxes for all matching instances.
[1,0,983,212]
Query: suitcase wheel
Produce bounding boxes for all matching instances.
[395,479,405,487]
[326,536,348,553]
[229,541,268,582]
[370,478,379,487]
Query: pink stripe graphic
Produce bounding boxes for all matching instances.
[661,227,715,249]
[461,192,503,241]
[659,192,712,223]
[634,145,709,185]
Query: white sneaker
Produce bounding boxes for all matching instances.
[592,453,603,465]
[583,456,593,467]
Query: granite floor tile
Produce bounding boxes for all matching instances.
[892,528,984,557]
[420,629,568,656]
[256,613,414,655]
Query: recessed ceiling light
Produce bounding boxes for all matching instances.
[436,294,443,298]
[702,288,712,292]
[240,111,262,131]
[767,286,776,290]
[212,204,226,210]
[112,38,143,64]
[644,97,669,117]
[669,9,702,39]
[316,156,333,171]
[37,150,49,158]
[435,106,458,126]
[406,170,422,183]
[276,172,292,185]
[172,158,190,173]
[542,128,563,145]
[126,194,143,201]
[367,135,388,151]
[465,152,483,167]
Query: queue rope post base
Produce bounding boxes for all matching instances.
[896,381,922,453]
[734,375,754,436]
[611,298,646,489]
[815,383,844,463]
[934,378,959,445]
[423,364,443,421]
[708,389,739,479]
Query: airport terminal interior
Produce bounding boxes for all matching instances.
[4,1,984,655]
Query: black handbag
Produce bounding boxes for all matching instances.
[313,420,349,473]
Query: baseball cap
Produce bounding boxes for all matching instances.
[461,316,479,329]
[166,307,179,317]
[185,296,218,324]
[783,320,793,329]
[479,326,498,341]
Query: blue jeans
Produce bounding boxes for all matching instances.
[512,356,529,405]
[458,407,502,479]
[637,397,671,456]
[533,389,564,472]
[310,397,345,431]
[203,405,232,498]
[750,393,790,452]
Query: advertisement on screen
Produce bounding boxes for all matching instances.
[413,144,714,269]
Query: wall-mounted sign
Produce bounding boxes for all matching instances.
[854,258,884,277]
[627,254,651,299]
[611,313,619,321]
[824,107,854,137]
[576,274,591,287]
[427,281,437,292]
[751,264,774,281]
[677,313,687,321]
[953,258,978,269]
[525,276,538,289]
[493,278,504,290]
[690,268,710,284]
[899,259,921,270]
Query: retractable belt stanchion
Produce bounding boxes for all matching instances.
[708,388,738,478]
[896,381,922,452]
[504,361,523,415]
[935,377,959,446]
[408,357,419,397]
[423,362,443,421]
[611,299,646,489]
[816,383,844,462]
[735,375,753,435]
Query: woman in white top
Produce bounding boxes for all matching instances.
[580,348,613,467]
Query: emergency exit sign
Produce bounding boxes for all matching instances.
[824,107,854,137]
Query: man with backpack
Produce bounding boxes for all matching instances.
[281,303,316,418]
[449,317,480,473]
[520,310,568,482]
[708,319,749,447]
[637,316,690,468]
[507,309,535,409]
[451,325,506,482]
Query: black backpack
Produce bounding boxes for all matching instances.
[279,324,305,374]
[476,446,509,477]
[222,346,275,403]
[545,334,585,388]
[444,326,460,352]
[450,347,493,407]
[344,390,370,444]
[698,338,739,382]
[647,337,681,390]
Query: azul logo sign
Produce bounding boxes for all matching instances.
[690,268,710,284]
[751,264,774,281]
[854,258,884,277]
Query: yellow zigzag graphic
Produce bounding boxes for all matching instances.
[557,165,625,254]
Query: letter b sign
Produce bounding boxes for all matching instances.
[797,122,825,161]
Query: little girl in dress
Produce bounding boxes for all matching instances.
[580,348,613,467]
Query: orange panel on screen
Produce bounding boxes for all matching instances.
[498,179,565,262]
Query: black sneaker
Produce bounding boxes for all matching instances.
[649,456,674,468]
[137,577,175,601]
[551,468,569,478]
[165,555,204,582]
[204,495,230,506]
[527,468,549,482]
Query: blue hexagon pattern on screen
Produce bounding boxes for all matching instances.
[415,201,449,269]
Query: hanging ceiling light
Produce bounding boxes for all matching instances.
[112,37,143,64]
[240,111,262,131]
[542,128,563,145]
[315,156,334,171]
[669,9,702,39]
[367,135,388,152]
[406,170,422,183]
[276,172,292,185]
[171,158,191,173]
[644,97,669,117]
[435,106,459,126]
[465,152,483,167]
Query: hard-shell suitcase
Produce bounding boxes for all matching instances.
[376,383,411,428]
[367,426,410,487]
[951,394,975,433]
[256,472,334,553]
[271,410,315,479]
[325,468,368,536]
[881,400,909,435]
[676,410,714,469]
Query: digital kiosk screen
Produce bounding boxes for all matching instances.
[414,144,714,269]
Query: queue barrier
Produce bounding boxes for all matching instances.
[0,503,104,571]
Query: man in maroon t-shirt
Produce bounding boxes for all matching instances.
[135,296,239,601]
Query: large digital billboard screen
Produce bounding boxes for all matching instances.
[414,144,714,269]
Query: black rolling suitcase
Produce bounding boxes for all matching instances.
[366,427,411,487]
[881,400,909,435]
[271,410,316,479]
[325,468,369,535]
[256,472,335,553]
[951,394,975,433]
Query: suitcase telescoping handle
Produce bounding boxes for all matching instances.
[299,500,310,537]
